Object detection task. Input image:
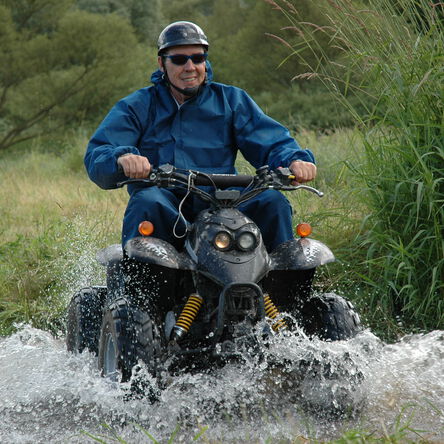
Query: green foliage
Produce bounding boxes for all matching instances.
[160,0,213,24]
[216,0,339,94]
[255,83,364,131]
[279,0,444,331]
[1,0,75,33]
[76,0,164,42]
[0,226,65,335]
[0,0,149,151]
[0,0,368,153]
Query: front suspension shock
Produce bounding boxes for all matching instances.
[170,293,203,341]
[264,293,287,332]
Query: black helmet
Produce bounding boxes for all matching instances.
[157,21,209,55]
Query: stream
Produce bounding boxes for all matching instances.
[1,325,443,443]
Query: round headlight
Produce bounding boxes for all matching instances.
[237,232,257,251]
[214,231,232,250]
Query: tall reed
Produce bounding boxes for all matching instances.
[276,0,444,331]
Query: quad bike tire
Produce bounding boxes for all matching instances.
[98,297,160,384]
[293,293,365,417]
[300,292,362,341]
[66,286,107,355]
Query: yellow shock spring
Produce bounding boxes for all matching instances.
[175,293,203,334]
[264,293,287,332]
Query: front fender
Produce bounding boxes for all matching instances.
[270,238,335,270]
[125,237,195,270]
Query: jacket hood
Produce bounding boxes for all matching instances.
[150,60,214,85]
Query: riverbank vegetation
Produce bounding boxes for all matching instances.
[276,0,444,333]
[0,0,442,340]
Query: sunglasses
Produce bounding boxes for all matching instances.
[164,53,208,66]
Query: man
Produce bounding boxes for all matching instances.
[85,21,316,253]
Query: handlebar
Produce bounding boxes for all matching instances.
[117,164,323,206]
[188,173,254,188]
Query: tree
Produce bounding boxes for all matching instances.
[0,0,149,151]
[76,0,164,42]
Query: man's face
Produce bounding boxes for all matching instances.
[158,45,207,92]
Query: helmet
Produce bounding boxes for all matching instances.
[157,21,209,55]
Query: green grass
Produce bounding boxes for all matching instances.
[78,407,437,443]
[0,130,127,334]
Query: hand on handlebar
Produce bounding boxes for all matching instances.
[117,154,151,179]
[116,164,323,198]
[289,160,317,184]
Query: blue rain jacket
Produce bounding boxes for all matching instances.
[85,63,315,190]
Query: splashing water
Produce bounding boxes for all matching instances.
[2,231,443,442]
[0,325,443,443]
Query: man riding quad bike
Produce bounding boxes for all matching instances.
[66,164,362,386]
[66,22,362,388]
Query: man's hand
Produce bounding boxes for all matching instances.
[289,160,317,184]
[117,154,151,179]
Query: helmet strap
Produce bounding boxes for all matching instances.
[161,65,204,99]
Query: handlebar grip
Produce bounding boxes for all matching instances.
[192,174,254,188]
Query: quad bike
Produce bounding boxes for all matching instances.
[66,164,362,392]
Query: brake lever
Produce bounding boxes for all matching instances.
[262,167,323,197]
[281,184,324,197]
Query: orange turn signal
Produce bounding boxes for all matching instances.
[138,221,154,236]
[296,223,312,238]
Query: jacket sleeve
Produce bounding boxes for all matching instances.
[231,89,315,170]
[84,91,149,189]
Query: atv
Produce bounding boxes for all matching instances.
[66,164,362,388]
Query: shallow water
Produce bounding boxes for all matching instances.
[1,325,443,443]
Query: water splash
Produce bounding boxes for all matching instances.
[53,215,107,300]
[365,330,444,438]
[1,325,443,443]
[3,232,443,442]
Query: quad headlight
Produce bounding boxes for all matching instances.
[214,231,233,251]
[236,231,257,251]
[213,229,258,252]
